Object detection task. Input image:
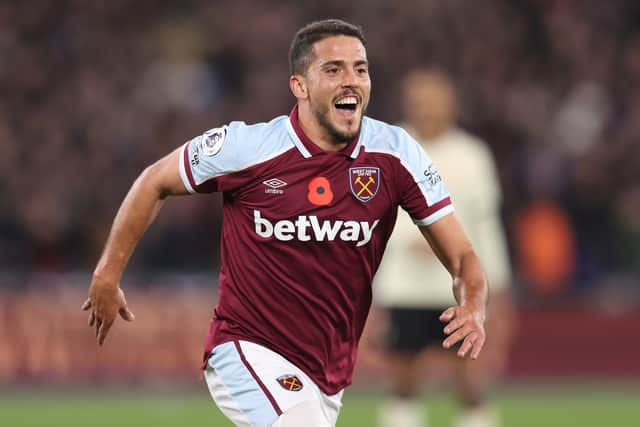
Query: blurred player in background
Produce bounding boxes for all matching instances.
[375,69,515,427]
[83,21,489,427]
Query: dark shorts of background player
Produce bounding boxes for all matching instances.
[385,307,448,354]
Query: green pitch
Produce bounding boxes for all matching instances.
[2,384,639,426]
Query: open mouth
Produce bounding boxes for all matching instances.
[334,96,358,112]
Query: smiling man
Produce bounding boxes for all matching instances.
[291,31,370,147]
[83,19,488,427]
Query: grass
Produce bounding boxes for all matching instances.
[1,384,639,426]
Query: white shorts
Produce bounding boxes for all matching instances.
[203,340,344,427]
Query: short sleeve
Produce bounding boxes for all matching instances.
[179,117,292,193]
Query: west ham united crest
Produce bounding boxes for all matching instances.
[277,374,304,391]
[349,167,380,203]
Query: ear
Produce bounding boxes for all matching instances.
[289,75,308,100]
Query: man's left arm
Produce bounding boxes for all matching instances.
[420,213,488,359]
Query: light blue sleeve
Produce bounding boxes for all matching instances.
[179,116,292,193]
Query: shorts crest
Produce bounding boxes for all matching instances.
[276,374,303,391]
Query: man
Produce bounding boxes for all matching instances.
[375,69,514,427]
[83,20,488,427]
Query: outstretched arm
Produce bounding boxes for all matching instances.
[420,213,488,359]
[83,146,189,345]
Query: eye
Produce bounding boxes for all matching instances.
[326,67,339,74]
[357,67,368,75]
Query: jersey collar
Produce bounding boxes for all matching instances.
[286,105,363,159]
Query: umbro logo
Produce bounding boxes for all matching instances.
[263,178,287,189]
[263,178,287,194]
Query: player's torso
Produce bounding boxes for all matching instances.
[213,127,404,392]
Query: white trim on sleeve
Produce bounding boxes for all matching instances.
[179,142,196,194]
[414,205,455,226]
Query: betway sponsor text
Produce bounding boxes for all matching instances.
[254,210,379,247]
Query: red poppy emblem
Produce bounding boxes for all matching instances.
[308,176,334,206]
[277,374,304,391]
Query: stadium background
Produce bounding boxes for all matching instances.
[1,0,639,425]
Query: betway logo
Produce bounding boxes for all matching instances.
[254,210,379,247]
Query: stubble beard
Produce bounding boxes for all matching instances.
[310,97,364,144]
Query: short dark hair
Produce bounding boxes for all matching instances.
[289,19,367,75]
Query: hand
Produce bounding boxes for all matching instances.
[439,304,486,359]
[82,278,135,345]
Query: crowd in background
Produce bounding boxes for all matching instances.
[2,0,640,302]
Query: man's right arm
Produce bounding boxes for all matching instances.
[83,146,189,345]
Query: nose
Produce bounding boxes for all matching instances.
[341,67,359,87]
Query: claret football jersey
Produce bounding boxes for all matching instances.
[179,106,453,394]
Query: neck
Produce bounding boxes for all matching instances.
[297,103,348,152]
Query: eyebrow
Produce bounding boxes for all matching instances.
[320,59,369,68]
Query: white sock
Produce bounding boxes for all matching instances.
[455,404,499,427]
[378,397,425,427]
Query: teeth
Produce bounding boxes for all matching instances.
[336,96,358,105]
